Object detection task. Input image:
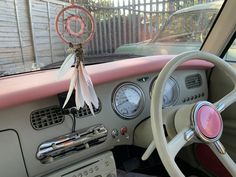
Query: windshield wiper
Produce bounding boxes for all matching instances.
[155,32,193,42]
[0,71,11,77]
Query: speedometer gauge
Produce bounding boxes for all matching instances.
[112,83,145,119]
[150,77,179,108]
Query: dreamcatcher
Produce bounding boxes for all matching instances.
[55,4,98,115]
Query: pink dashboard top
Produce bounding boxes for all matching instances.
[0,55,213,110]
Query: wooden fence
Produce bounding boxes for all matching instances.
[0,0,218,75]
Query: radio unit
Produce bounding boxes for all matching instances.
[44,151,116,177]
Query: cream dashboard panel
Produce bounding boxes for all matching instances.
[0,70,207,177]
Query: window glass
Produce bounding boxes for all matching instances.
[153,10,217,43]
[0,0,224,77]
[225,39,236,62]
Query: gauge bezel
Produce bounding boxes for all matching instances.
[112,82,145,119]
[150,76,179,108]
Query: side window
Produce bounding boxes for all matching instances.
[201,11,217,39]
[225,38,236,62]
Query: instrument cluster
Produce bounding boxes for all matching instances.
[112,76,180,119]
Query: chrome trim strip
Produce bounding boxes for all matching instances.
[36,125,108,163]
[214,140,226,154]
[184,129,195,141]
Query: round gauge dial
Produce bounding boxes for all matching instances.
[151,77,179,107]
[112,83,145,119]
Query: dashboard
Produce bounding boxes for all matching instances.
[0,56,211,177]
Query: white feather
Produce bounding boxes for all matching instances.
[75,69,85,109]
[80,62,99,109]
[63,68,77,108]
[58,53,75,79]
[78,63,95,115]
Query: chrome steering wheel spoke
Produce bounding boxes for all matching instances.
[214,89,236,113]
[213,140,226,154]
[167,128,195,158]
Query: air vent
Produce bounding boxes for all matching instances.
[75,103,101,118]
[57,92,101,117]
[30,106,65,130]
[185,74,202,89]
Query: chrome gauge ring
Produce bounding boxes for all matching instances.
[112,82,145,119]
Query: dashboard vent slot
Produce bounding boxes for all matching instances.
[30,106,65,130]
[57,92,101,118]
[75,103,101,118]
[185,74,202,89]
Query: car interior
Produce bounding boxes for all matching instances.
[0,0,236,177]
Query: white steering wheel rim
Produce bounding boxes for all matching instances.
[151,50,236,177]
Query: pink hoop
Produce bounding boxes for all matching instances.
[55,4,95,45]
[65,15,85,37]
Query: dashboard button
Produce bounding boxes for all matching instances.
[89,168,93,173]
[83,171,88,176]
[120,127,127,135]
[137,77,149,82]
[94,166,99,171]
[105,161,110,167]
[111,129,119,138]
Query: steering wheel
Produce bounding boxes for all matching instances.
[151,51,236,177]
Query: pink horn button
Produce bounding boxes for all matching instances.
[196,105,222,139]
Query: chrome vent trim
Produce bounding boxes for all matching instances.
[36,124,108,163]
[30,106,65,130]
[185,74,202,89]
[75,103,101,118]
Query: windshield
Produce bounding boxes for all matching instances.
[152,10,218,42]
[0,0,224,77]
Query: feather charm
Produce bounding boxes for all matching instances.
[58,44,99,116]
[57,53,75,79]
